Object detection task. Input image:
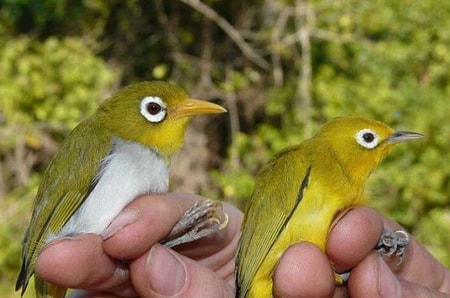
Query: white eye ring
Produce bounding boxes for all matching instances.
[355,128,379,149]
[140,96,167,123]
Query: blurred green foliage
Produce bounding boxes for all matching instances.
[0,36,114,127]
[0,0,449,296]
[0,34,115,296]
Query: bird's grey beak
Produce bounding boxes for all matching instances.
[386,131,424,144]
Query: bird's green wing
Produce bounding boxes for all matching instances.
[16,116,112,294]
[236,145,311,297]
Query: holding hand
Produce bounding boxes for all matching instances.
[273,206,450,297]
[36,193,241,297]
[36,194,450,297]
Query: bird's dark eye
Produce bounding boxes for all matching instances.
[140,96,167,123]
[355,128,379,149]
[146,102,162,115]
[362,132,375,143]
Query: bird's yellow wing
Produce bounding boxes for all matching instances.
[16,116,112,295]
[236,145,311,297]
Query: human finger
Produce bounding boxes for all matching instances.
[130,243,235,298]
[273,242,336,298]
[348,251,450,297]
[172,199,242,281]
[327,206,384,273]
[36,234,136,297]
[102,193,198,259]
[380,217,450,293]
[103,193,242,272]
[328,206,450,294]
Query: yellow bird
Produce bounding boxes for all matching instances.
[236,116,423,297]
[16,81,228,297]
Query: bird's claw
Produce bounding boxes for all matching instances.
[162,199,229,248]
[376,228,410,266]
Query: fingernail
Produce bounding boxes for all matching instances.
[147,244,186,296]
[377,254,401,297]
[103,208,139,239]
[330,207,354,231]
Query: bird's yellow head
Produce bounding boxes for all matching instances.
[99,81,226,155]
[313,116,423,185]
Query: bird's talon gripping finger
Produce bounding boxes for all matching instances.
[198,212,229,232]
[162,199,228,248]
[166,200,217,235]
[376,228,410,266]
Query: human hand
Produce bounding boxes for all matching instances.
[273,206,450,297]
[36,199,450,297]
[35,192,243,297]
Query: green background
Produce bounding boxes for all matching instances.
[1,0,449,296]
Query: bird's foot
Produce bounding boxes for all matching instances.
[376,228,410,266]
[161,199,228,248]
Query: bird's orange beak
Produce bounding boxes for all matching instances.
[171,99,227,119]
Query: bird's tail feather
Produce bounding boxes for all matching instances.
[35,276,67,298]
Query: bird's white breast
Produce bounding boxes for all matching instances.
[56,137,169,238]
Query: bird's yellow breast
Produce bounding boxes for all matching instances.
[237,116,422,298]
[247,169,363,297]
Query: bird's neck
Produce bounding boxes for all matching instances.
[313,145,370,202]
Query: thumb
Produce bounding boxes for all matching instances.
[130,244,234,298]
[349,252,449,297]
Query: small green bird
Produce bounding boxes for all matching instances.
[16,81,227,298]
[236,116,423,297]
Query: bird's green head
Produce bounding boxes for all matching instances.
[313,116,423,184]
[99,81,226,155]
